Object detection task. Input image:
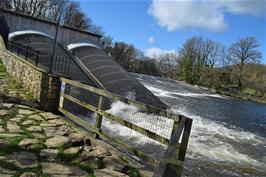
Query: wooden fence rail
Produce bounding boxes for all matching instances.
[58,77,192,177]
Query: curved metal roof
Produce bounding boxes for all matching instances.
[10,32,167,108]
[10,32,94,85]
[70,45,167,109]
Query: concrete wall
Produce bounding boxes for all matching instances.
[0,8,101,44]
[0,47,60,112]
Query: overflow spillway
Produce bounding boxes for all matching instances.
[9,32,167,109]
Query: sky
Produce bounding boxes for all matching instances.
[77,0,266,63]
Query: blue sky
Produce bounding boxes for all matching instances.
[78,0,266,63]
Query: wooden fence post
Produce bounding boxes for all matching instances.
[94,95,103,139]
[178,116,192,161]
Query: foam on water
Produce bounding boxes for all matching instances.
[103,99,265,167]
[105,101,174,139]
[81,74,265,175]
[143,85,225,99]
[170,105,266,171]
[94,95,266,176]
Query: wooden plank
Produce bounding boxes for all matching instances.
[100,130,159,168]
[59,107,158,168]
[153,117,186,177]
[60,77,180,121]
[61,93,171,145]
[59,107,101,135]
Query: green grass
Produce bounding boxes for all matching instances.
[10,79,22,90]
[0,159,20,171]
[0,148,6,156]
[126,166,143,177]
[10,137,23,147]
[96,158,105,169]
[0,59,36,102]
[242,88,256,95]
[87,174,96,177]
[8,108,18,117]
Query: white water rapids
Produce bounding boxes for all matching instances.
[84,73,266,176]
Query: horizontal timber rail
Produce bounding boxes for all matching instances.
[58,77,192,177]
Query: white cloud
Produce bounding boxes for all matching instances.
[148,36,155,44]
[144,47,176,58]
[148,0,265,32]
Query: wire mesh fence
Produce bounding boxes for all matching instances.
[59,77,192,172]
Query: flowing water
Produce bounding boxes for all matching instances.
[130,73,266,177]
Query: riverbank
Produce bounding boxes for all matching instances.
[199,86,266,104]
[0,59,146,177]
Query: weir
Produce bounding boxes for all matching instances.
[0,9,192,177]
[0,7,167,108]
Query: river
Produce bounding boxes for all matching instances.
[131,73,266,177]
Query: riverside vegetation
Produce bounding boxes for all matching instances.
[0,60,143,177]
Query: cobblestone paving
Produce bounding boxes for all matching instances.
[0,60,144,177]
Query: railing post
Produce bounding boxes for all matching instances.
[10,43,12,52]
[25,46,29,61]
[178,117,192,161]
[17,47,20,56]
[153,117,186,177]
[171,119,180,138]
[36,51,39,66]
[94,96,103,139]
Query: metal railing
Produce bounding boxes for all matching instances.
[58,77,192,177]
[6,41,70,76]
[7,41,40,66]
[0,16,9,46]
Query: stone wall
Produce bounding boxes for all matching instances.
[0,46,60,112]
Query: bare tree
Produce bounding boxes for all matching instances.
[101,35,113,53]
[227,36,262,90]
[204,39,223,68]
[109,42,137,71]
[158,52,179,79]
[62,1,92,30]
